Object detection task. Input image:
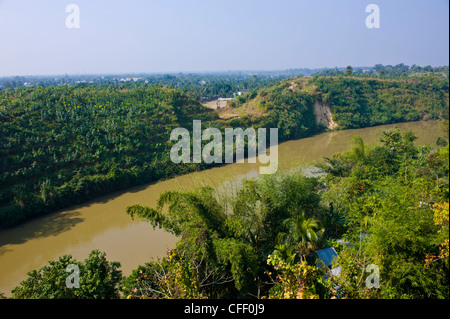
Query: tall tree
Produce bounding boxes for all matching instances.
[345,65,353,76]
[276,212,324,262]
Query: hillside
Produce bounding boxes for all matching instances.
[224,75,449,134]
[0,85,220,227]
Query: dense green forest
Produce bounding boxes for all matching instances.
[0,85,217,227]
[8,123,449,299]
[313,76,448,129]
[0,75,448,228]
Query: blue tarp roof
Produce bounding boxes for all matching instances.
[315,247,338,267]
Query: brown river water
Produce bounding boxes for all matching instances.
[0,120,443,296]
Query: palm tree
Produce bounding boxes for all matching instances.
[317,153,351,177]
[272,244,298,265]
[276,212,324,263]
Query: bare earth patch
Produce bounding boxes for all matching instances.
[314,101,338,129]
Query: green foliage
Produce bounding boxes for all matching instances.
[126,186,257,297]
[276,212,324,262]
[121,249,205,299]
[266,253,331,299]
[124,138,448,299]
[328,246,379,299]
[345,66,353,76]
[11,250,123,299]
[0,85,220,228]
[125,171,326,298]
[320,127,449,299]
[230,172,325,256]
[374,63,449,78]
[213,238,259,292]
[313,76,449,129]
[230,79,321,141]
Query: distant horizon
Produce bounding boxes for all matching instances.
[0,0,448,77]
[1,63,448,79]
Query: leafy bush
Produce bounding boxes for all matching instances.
[11,250,123,299]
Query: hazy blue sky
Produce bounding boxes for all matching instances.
[0,0,448,76]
